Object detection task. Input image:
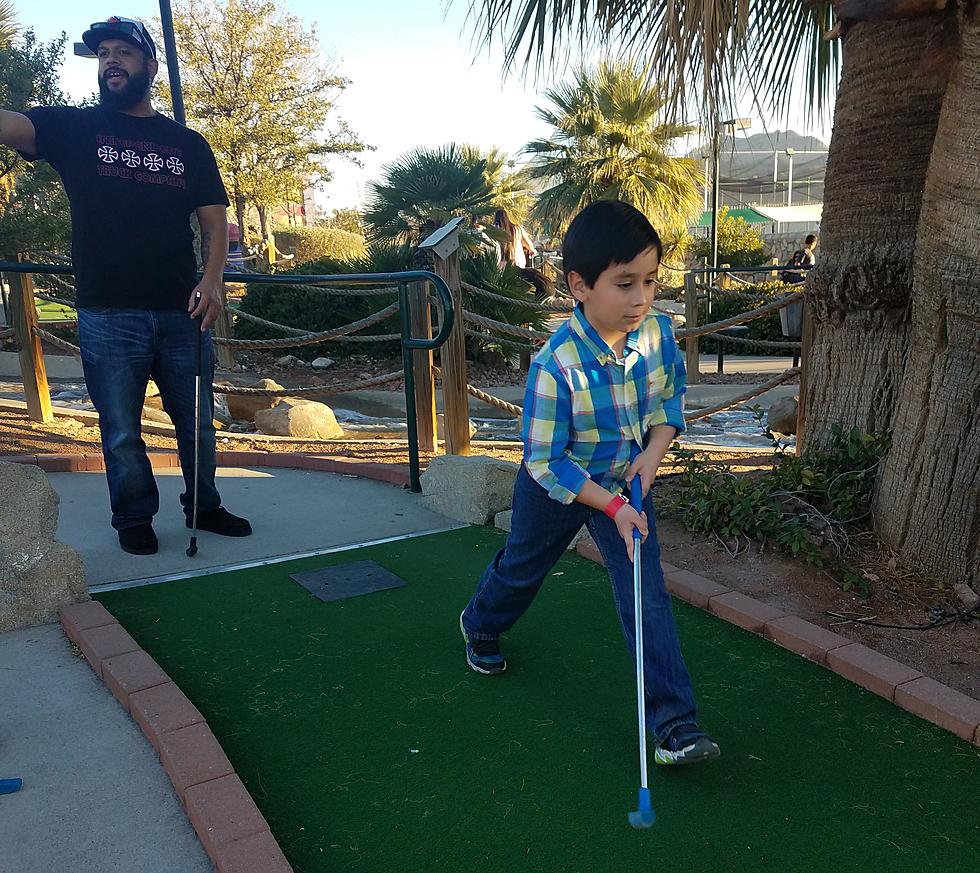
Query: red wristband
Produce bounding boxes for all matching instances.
[603,494,628,519]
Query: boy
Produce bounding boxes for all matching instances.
[460,200,719,765]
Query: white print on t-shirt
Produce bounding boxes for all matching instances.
[94,136,187,189]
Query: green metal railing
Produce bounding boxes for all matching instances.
[0,261,455,492]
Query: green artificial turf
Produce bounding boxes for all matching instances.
[97,527,980,873]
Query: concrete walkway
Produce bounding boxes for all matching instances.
[50,466,459,588]
[1,466,459,871]
[0,624,213,873]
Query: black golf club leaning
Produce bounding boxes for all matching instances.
[186,297,202,558]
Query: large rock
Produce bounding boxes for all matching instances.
[0,463,87,631]
[420,455,519,524]
[436,413,478,442]
[221,379,285,422]
[767,396,799,435]
[494,509,588,550]
[254,399,344,439]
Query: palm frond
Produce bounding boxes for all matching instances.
[468,1,840,126]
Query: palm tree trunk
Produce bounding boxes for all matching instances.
[873,15,980,583]
[234,191,247,247]
[803,17,947,448]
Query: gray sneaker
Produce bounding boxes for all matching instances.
[654,726,721,765]
[459,612,507,675]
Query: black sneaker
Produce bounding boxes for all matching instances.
[186,506,252,537]
[460,611,506,675]
[654,725,721,766]
[118,523,158,555]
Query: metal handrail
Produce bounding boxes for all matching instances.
[0,261,456,492]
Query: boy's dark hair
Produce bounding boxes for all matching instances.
[562,200,663,288]
[805,233,817,245]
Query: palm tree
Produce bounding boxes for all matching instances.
[467,1,980,585]
[363,143,530,246]
[0,1,17,47]
[523,62,703,236]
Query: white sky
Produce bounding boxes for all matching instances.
[13,0,833,212]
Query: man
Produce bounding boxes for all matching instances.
[0,16,251,555]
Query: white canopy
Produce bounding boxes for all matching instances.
[753,204,823,224]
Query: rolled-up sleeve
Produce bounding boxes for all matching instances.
[645,316,687,435]
[522,362,590,503]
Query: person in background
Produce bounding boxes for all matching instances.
[494,208,537,270]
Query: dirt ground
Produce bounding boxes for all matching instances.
[0,406,976,702]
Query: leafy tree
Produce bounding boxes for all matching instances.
[317,207,365,236]
[525,62,703,236]
[159,0,367,245]
[690,208,768,267]
[0,30,71,255]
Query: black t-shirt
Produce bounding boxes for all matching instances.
[23,105,229,309]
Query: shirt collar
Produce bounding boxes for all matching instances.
[569,306,642,365]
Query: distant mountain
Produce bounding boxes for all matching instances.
[688,130,829,208]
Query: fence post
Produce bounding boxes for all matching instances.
[6,261,53,423]
[421,219,470,456]
[795,302,814,455]
[408,275,437,452]
[212,283,236,370]
[683,272,701,386]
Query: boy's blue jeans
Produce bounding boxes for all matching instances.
[77,307,221,531]
[462,464,698,744]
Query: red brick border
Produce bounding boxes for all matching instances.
[1,451,412,487]
[60,602,293,873]
[573,541,980,748]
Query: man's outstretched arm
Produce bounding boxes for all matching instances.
[0,110,36,156]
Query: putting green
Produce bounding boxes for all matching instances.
[97,527,980,873]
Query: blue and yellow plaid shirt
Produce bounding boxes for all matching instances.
[522,307,686,504]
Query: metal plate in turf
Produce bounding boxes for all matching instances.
[289,560,407,602]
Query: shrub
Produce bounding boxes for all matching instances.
[235,246,552,362]
[697,279,797,355]
[271,226,367,266]
[690,208,769,267]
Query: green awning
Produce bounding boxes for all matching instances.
[695,207,770,227]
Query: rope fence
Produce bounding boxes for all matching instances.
[215,370,403,396]
[432,366,524,416]
[684,368,800,422]
[33,326,81,356]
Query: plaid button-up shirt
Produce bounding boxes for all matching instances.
[522,307,686,504]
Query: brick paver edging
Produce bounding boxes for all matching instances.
[575,542,980,747]
[0,450,412,486]
[60,600,294,873]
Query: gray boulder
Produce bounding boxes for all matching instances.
[495,509,587,549]
[436,413,478,442]
[254,399,344,439]
[220,378,285,422]
[0,462,87,631]
[767,396,799,435]
[420,455,519,524]
[311,357,335,370]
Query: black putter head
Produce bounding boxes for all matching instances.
[186,537,198,557]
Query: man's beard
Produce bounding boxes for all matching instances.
[98,65,151,111]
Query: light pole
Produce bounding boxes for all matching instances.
[709,117,752,270]
[785,148,796,207]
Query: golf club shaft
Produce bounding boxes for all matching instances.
[630,474,648,790]
[190,301,202,545]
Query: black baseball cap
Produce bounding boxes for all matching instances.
[82,16,157,59]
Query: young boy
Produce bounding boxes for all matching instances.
[460,200,719,765]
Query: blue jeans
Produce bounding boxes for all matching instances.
[77,307,221,531]
[462,465,698,743]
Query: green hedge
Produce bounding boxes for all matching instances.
[272,226,367,266]
[236,246,552,362]
[697,280,797,355]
